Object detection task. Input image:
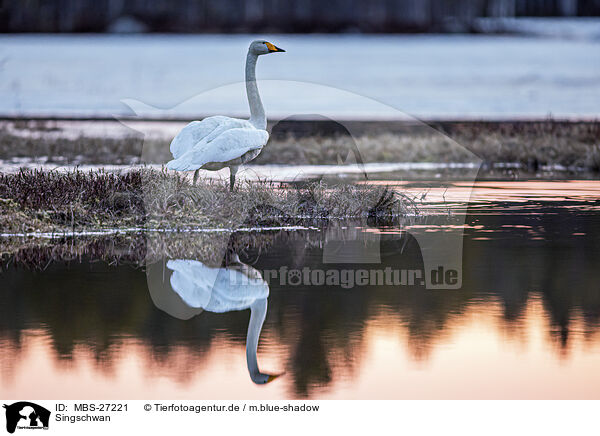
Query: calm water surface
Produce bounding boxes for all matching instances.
[1,181,599,399]
[1,34,599,118]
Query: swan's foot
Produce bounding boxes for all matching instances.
[193,169,199,186]
[229,165,239,192]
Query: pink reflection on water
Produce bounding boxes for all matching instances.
[366,180,600,214]
[1,294,599,399]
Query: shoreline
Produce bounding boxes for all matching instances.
[1,118,598,178]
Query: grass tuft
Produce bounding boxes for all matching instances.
[0,169,411,234]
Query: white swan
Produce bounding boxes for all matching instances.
[166,40,285,190]
[166,255,281,384]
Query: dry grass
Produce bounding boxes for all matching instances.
[263,120,600,171]
[437,121,600,171]
[0,128,146,165]
[250,131,472,164]
[0,169,410,234]
[1,120,599,171]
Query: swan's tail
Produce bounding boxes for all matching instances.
[166,156,198,171]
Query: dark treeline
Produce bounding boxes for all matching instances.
[1,0,599,33]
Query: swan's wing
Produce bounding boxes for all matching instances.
[167,259,219,309]
[208,269,269,312]
[166,127,269,171]
[166,259,269,313]
[170,116,249,159]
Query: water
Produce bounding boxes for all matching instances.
[1,181,599,399]
[1,34,599,118]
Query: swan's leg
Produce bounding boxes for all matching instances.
[229,165,239,192]
[193,169,199,186]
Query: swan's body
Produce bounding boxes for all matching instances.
[167,257,268,312]
[166,40,285,190]
[166,255,279,384]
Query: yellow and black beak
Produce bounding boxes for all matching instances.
[265,42,285,53]
[266,373,284,383]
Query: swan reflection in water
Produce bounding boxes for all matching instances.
[149,253,281,385]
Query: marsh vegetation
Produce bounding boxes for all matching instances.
[0,169,412,236]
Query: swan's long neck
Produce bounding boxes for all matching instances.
[245,52,266,130]
[246,298,268,381]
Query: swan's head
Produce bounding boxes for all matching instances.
[249,40,285,56]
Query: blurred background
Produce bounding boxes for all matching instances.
[0,1,598,118]
[2,0,600,33]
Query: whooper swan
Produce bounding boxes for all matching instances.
[166,40,285,190]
